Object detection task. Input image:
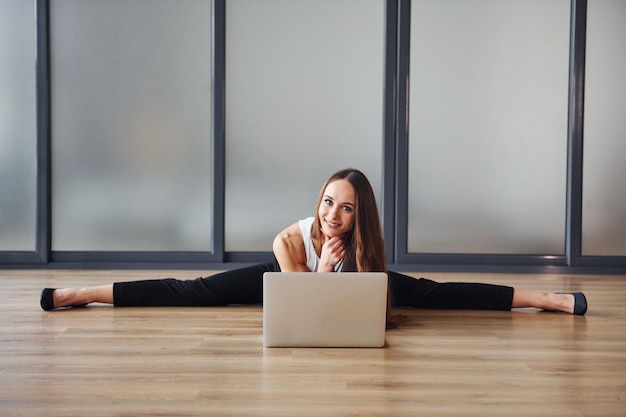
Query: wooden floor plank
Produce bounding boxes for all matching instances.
[0,270,625,416]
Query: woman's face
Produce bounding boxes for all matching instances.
[318,179,356,239]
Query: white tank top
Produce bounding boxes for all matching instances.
[298,217,343,272]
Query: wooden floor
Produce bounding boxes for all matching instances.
[1,270,625,417]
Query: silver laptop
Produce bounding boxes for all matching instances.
[262,272,388,348]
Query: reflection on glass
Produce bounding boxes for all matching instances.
[0,0,37,251]
[51,0,213,251]
[407,0,569,254]
[582,0,626,256]
[225,0,385,251]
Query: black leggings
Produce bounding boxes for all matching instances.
[113,261,514,311]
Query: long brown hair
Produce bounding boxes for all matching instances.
[311,168,387,272]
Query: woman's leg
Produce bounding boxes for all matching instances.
[41,261,280,310]
[388,272,514,311]
[388,271,585,314]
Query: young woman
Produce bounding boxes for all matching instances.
[40,168,587,315]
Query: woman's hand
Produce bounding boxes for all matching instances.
[318,235,346,272]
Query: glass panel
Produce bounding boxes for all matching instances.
[0,0,37,251]
[50,0,213,251]
[225,0,385,251]
[407,0,570,254]
[582,0,626,256]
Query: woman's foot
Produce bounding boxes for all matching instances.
[40,284,114,310]
[39,288,89,311]
[512,289,588,315]
[544,292,587,315]
[40,288,56,310]
[568,292,588,315]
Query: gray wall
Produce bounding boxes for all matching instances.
[0,0,624,268]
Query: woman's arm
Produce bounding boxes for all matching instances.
[272,222,310,272]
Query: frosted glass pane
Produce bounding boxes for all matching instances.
[582,0,626,256]
[0,1,37,251]
[51,0,212,251]
[225,0,385,251]
[407,0,569,254]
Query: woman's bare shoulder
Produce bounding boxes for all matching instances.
[273,222,304,251]
[272,221,308,271]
